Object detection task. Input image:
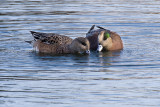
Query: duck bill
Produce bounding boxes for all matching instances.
[80,50,90,55]
[85,50,90,54]
[97,45,103,52]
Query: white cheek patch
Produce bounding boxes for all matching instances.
[97,45,103,52]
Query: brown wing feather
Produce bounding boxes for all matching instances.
[30,31,72,45]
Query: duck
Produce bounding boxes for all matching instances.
[86,25,123,52]
[27,31,90,54]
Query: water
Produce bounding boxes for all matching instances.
[0,0,160,107]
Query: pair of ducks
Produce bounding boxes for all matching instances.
[28,25,123,54]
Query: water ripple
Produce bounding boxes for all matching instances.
[1,0,160,107]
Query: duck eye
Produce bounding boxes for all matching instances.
[103,36,107,40]
[81,42,86,46]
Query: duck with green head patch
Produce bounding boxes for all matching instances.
[86,25,123,52]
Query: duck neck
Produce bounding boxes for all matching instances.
[68,44,77,54]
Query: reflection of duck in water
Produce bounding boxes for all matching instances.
[86,25,123,52]
[27,31,90,55]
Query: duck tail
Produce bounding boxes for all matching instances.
[30,31,42,40]
[25,41,33,44]
[96,26,111,33]
[96,26,106,30]
[87,25,95,33]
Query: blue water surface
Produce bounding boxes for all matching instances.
[0,0,160,107]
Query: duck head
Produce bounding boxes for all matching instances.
[70,37,90,54]
[97,31,112,52]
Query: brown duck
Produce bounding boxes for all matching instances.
[27,31,90,54]
[86,25,123,51]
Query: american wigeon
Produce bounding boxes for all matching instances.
[86,25,123,51]
[27,31,90,54]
